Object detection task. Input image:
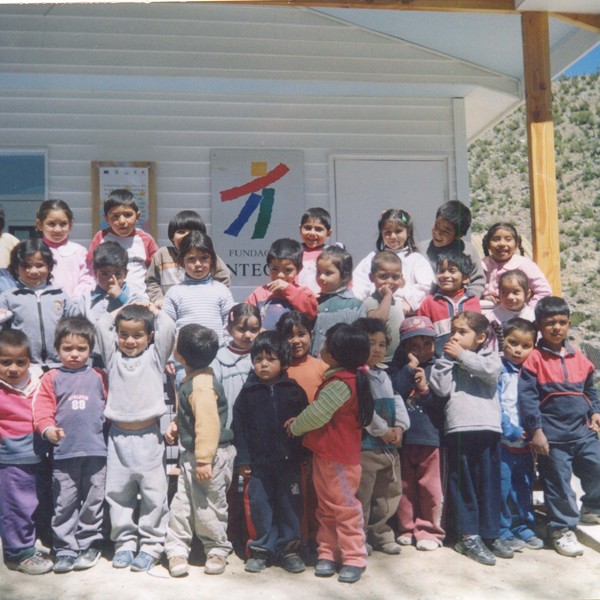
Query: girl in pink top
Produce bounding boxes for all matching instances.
[481,222,551,311]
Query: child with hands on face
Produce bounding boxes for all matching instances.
[363,251,405,362]
[33,317,108,573]
[389,316,445,551]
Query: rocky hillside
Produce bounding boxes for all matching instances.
[468,73,600,344]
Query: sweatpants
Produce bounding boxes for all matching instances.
[105,422,168,558]
[397,444,445,544]
[446,431,501,539]
[0,463,39,562]
[356,448,402,548]
[243,460,303,559]
[165,445,235,559]
[312,455,367,568]
[52,456,107,557]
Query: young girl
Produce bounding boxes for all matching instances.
[35,199,94,299]
[288,323,375,584]
[162,231,234,348]
[429,312,507,566]
[497,318,544,551]
[481,222,551,311]
[489,269,536,326]
[0,239,71,368]
[145,210,231,307]
[353,209,435,314]
[311,245,366,357]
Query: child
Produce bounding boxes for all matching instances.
[288,323,375,584]
[353,209,435,313]
[0,204,20,269]
[353,317,409,555]
[164,324,236,577]
[0,238,71,368]
[389,316,445,551]
[0,330,53,575]
[417,251,481,356]
[481,222,551,310]
[416,200,485,298]
[277,311,327,403]
[489,270,536,326]
[363,250,405,362]
[519,296,600,557]
[429,312,508,566]
[162,231,234,348]
[297,207,333,295]
[496,318,544,551]
[311,245,366,357]
[246,238,317,331]
[87,189,158,298]
[95,302,176,571]
[232,331,309,574]
[145,210,231,307]
[36,199,94,299]
[32,316,108,573]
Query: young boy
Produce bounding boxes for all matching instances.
[246,238,317,330]
[164,324,235,577]
[353,318,408,555]
[416,200,485,298]
[363,250,405,362]
[32,316,108,573]
[519,296,600,557]
[497,318,544,551]
[0,330,53,575]
[298,207,332,295]
[95,302,176,571]
[389,316,445,551]
[232,331,309,574]
[417,252,481,356]
[87,189,158,298]
[145,210,231,307]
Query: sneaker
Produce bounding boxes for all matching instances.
[504,536,526,552]
[53,554,77,574]
[279,553,305,574]
[130,551,158,572]
[168,556,189,577]
[338,564,365,584]
[488,538,514,559]
[377,542,402,555]
[7,550,54,575]
[580,507,600,525]
[524,535,544,550]
[455,536,496,566]
[416,539,440,551]
[73,547,101,571]
[244,556,267,573]
[112,550,134,569]
[396,535,413,546]
[204,554,227,575]
[552,529,584,557]
[314,558,336,577]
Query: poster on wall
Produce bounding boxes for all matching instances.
[91,161,156,238]
[211,149,305,291]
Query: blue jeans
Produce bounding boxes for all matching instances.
[538,434,600,532]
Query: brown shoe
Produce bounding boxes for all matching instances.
[204,554,227,575]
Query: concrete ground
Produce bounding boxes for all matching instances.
[2,528,600,600]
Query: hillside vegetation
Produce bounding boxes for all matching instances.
[468,73,600,342]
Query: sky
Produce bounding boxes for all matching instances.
[563,44,600,76]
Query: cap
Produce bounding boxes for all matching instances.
[400,316,435,341]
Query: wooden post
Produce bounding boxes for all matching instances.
[521,12,561,295]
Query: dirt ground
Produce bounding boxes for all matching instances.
[3,531,600,600]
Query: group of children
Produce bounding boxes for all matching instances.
[0,192,599,585]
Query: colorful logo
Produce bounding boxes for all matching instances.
[220,162,290,239]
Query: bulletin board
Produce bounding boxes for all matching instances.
[91,161,157,238]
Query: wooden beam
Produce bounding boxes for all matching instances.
[521,12,561,295]
[551,13,600,33]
